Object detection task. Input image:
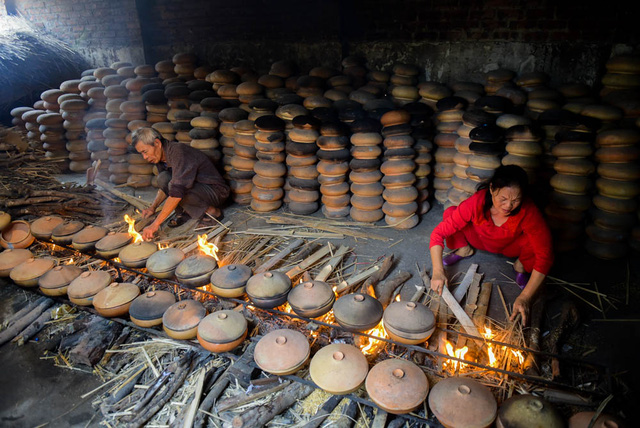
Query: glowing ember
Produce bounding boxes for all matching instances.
[124,214,143,243]
[157,242,170,250]
[282,303,294,314]
[360,322,388,355]
[483,327,498,367]
[197,234,219,261]
[511,349,525,365]
[66,258,74,265]
[395,294,401,302]
[444,341,469,372]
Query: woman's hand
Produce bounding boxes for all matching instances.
[140,207,155,219]
[511,294,531,325]
[430,271,448,295]
[142,223,159,241]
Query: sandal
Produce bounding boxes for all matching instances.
[169,212,191,228]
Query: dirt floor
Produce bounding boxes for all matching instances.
[1,173,639,426]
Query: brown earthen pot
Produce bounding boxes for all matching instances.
[118,241,158,268]
[0,249,33,277]
[51,220,85,244]
[175,254,218,289]
[287,280,335,318]
[95,232,133,258]
[197,310,247,352]
[163,300,207,340]
[38,265,83,296]
[428,377,497,428]
[246,271,292,308]
[146,247,186,279]
[92,282,140,317]
[254,329,310,375]
[129,290,176,327]
[365,358,429,414]
[568,411,626,428]
[10,257,55,287]
[30,216,64,240]
[210,264,252,298]
[67,270,112,306]
[383,301,436,344]
[496,394,564,428]
[0,221,35,250]
[0,211,11,232]
[333,293,383,332]
[309,343,368,394]
[71,225,109,251]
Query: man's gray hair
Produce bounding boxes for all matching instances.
[131,127,164,146]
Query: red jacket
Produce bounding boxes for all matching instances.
[430,189,554,275]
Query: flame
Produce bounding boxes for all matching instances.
[482,327,498,367]
[444,341,469,372]
[395,294,401,302]
[114,257,121,263]
[157,242,169,250]
[197,234,219,261]
[124,214,143,243]
[511,349,525,366]
[360,322,388,355]
[282,303,294,314]
[66,258,74,265]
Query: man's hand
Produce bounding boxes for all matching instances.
[430,271,447,295]
[142,223,159,241]
[140,207,155,219]
[511,294,531,325]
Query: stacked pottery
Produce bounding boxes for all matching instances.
[318,121,351,218]
[173,52,197,81]
[59,83,90,173]
[434,96,467,207]
[451,81,485,105]
[218,107,249,194]
[349,119,384,223]
[38,110,68,168]
[10,106,31,131]
[286,115,321,215]
[165,83,195,143]
[40,88,63,113]
[546,127,596,252]
[418,82,452,111]
[389,63,420,106]
[230,119,258,205]
[405,103,434,214]
[21,109,46,149]
[142,84,169,125]
[586,128,640,259]
[258,73,286,101]
[365,69,390,95]
[467,124,505,187]
[341,56,367,89]
[484,68,516,95]
[502,124,544,183]
[190,115,220,163]
[85,118,110,181]
[104,118,131,185]
[380,110,419,228]
[207,69,240,95]
[85,82,108,122]
[325,74,352,102]
[155,59,177,82]
[249,99,279,121]
[251,115,287,212]
[600,55,640,98]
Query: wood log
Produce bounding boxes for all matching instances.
[193,364,230,428]
[335,264,381,294]
[314,245,350,282]
[330,398,359,428]
[452,264,479,302]
[230,381,315,428]
[286,243,334,278]
[12,309,52,345]
[226,341,257,388]
[301,394,342,428]
[94,178,151,211]
[361,254,394,294]
[0,298,53,346]
[472,282,492,327]
[548,299,580,379]
[179,366,207,428]
[371,409,388,428]
[68,317,123,366]
[217,381,290,412]
[98,326,131,367]
[239,237,272,265]
[441,287,484,348]
[254,238,304,274]
[2,296,48,329]
[376,270,411,307]
[457,273,482,349]
[523,296,544,376]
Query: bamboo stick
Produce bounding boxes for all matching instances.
[441,287,484,348]
[180,221,232,254]
[94,178,150,211]
[314,245,349,282]
[254,238,304,274]
[286,243,334,278]
[335,264,380,293]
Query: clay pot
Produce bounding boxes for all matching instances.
[287,280,335,318]
[309,343,368,394]
[38,265,83,296]
[254,329,310,375]
[9,257,55,287]
[95,232,133,258]
[333,293,383,332]
[383,301,436,344]
[175,254,218,289]
[0,248,33,277]
[496,394,563,428]
[163,300,207,340]
[51,221,85,244]
[30,216,64,240]
[197,310,248,352]
[428,377,497,428]
[129,290,177,327]
[118,241,158,268]
[568,411,626,428]
[365,358,429,414]
[146,247,186,279]
[210,264,252,298]
[67,270,113,306]
[0,221,34,250]
[71,225,109,251]
[246,271,292,308]
[0,211,11,231]
[92,282,140,317]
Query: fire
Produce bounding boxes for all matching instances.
[511,349,525,365]
[157,242,169,250]
[197,234,219,261]
[444,341,469,372]
[124,214,143,243]
[360,322,388,355]
[66,258,74,265]
[482,327,498,367]
[395,294,401,302]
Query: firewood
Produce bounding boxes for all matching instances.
[254,238,304,274]
[12,308,52,345]
[217,380,291,412]
[335,264,381,294]
[360,254,394,293]
[98,326,131,367]
[371,409,388,428]
[301,394,342,428]
[548,299,580,379]
[67,317,123,367]
[441,287,484,348]
[2,296,48,329]
[94,178,151,211]
[330,398,359,428]
[314,245,350,282]
[523,296,544,376]
[376,271,411,307]
[286,243,335,278]
[193,364,232,428]
[472,282,492,327]
[0,298,53,346]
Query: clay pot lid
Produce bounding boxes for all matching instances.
[210,264,252,289]
[383,301,435,334]
[309,343,368,394]
[163,300,207,332]
[198,310,247,344]
[38,265,83,289]
[30,216,65,238]
[0,211,10,231]
[129,290,176,321]
[179,252,217,274]
[72,225,109,244]
[51,220,85,238]
[93,282,140,310]
[119,241,158,263]
[246,271,292,298]
[287,280,335,312]
[146,247,186,273]
[568,411,625,428]
[0,249,33,272]
[10,257,55,282]
[95,232,133,252]
[428,377,497,428]
[254,329,310,374]
[68,270,113,298]
[333,293,383,331]
[365,358,429,414]
[497,395,564,428]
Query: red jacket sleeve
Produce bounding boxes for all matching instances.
[429,191,482,249]
[520,201,554,275]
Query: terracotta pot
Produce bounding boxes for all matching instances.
[0,248,33,277]
[67,270,113,306]
[210,264,252,298]
[246,271,292,308]
[287,280,335,318]
[129,290,176,328]
[118,241,158,268]
[309,343,368,394]
[38,265,82,296]
[146,247,186,279]
[163,300,207,340]
[30,216,64,240]
[365,358,429,414]
[175,254,218,289]
[428,377,497,428]
[92,282,140,317]
[95,232,133,258]
[0,211,11,232]
[71,225,109,251]
[383,301,436,344]
[496,394,563,428]
[333,293,383,332]
[0,221,35,250]
[254,329,310,375]
[197,310,247,352]
[568,411,626,428]
[51,221,85,244]
[9,257,55,287]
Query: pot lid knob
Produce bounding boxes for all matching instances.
[303,281,314,289]
[107,231,116,236]
[354,294,364,302]
[218,313,228,320]
[147,291,156,298]
[276,336,287,345]
[405,302,416,310]
[392,368,405,379]
[264,272,273,278]
[81,271,91,278]
[227,265,236,271]
[26,258,35,264]
[458,384,471,395]
[54,266,63,271]
[529,400,543,412]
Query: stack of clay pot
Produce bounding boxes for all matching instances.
[418,82,452,111]
[484,68,516,95]
[258,74,286,101]
[172,53,197,81]
[37,109,68,169]
[229,119,258,205]
[218,107,248,181]
[236,81,265,111]
[104,118,131,185]
[466,124,504,189]
[155,59,178,82]
[85,118,110,181]
[502,124,545,184]
[217,77,240,107]
[433,96,467,206]
[600,55,640,98]
[317,121,351,218]
[80,76,107,123]
[103,78,128,121]
[126,120,154,188]
[380,110,419,228]
[166,83,195,144]
[349,118,384,223]
[21,108,45,148]
[59,91,90,173]
[365,69,390,96]
[286,115,321,215]
[190,114,220,163]
[325,74,351,102]
[546,127,596,252]
[207,69,240,96]
[200,97,229,120]
[9,107,31,131]
[389,64,420,107]
[451,81,485,105]
[586,128,640,259]
[405,103,434,214]
[341,56,367,89]
[251,115,287,212]
[248,99,279,121]
[142,83,169,125]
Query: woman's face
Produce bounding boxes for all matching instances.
[490,185,522,216]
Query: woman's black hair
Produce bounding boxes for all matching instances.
[477,165,529,215]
